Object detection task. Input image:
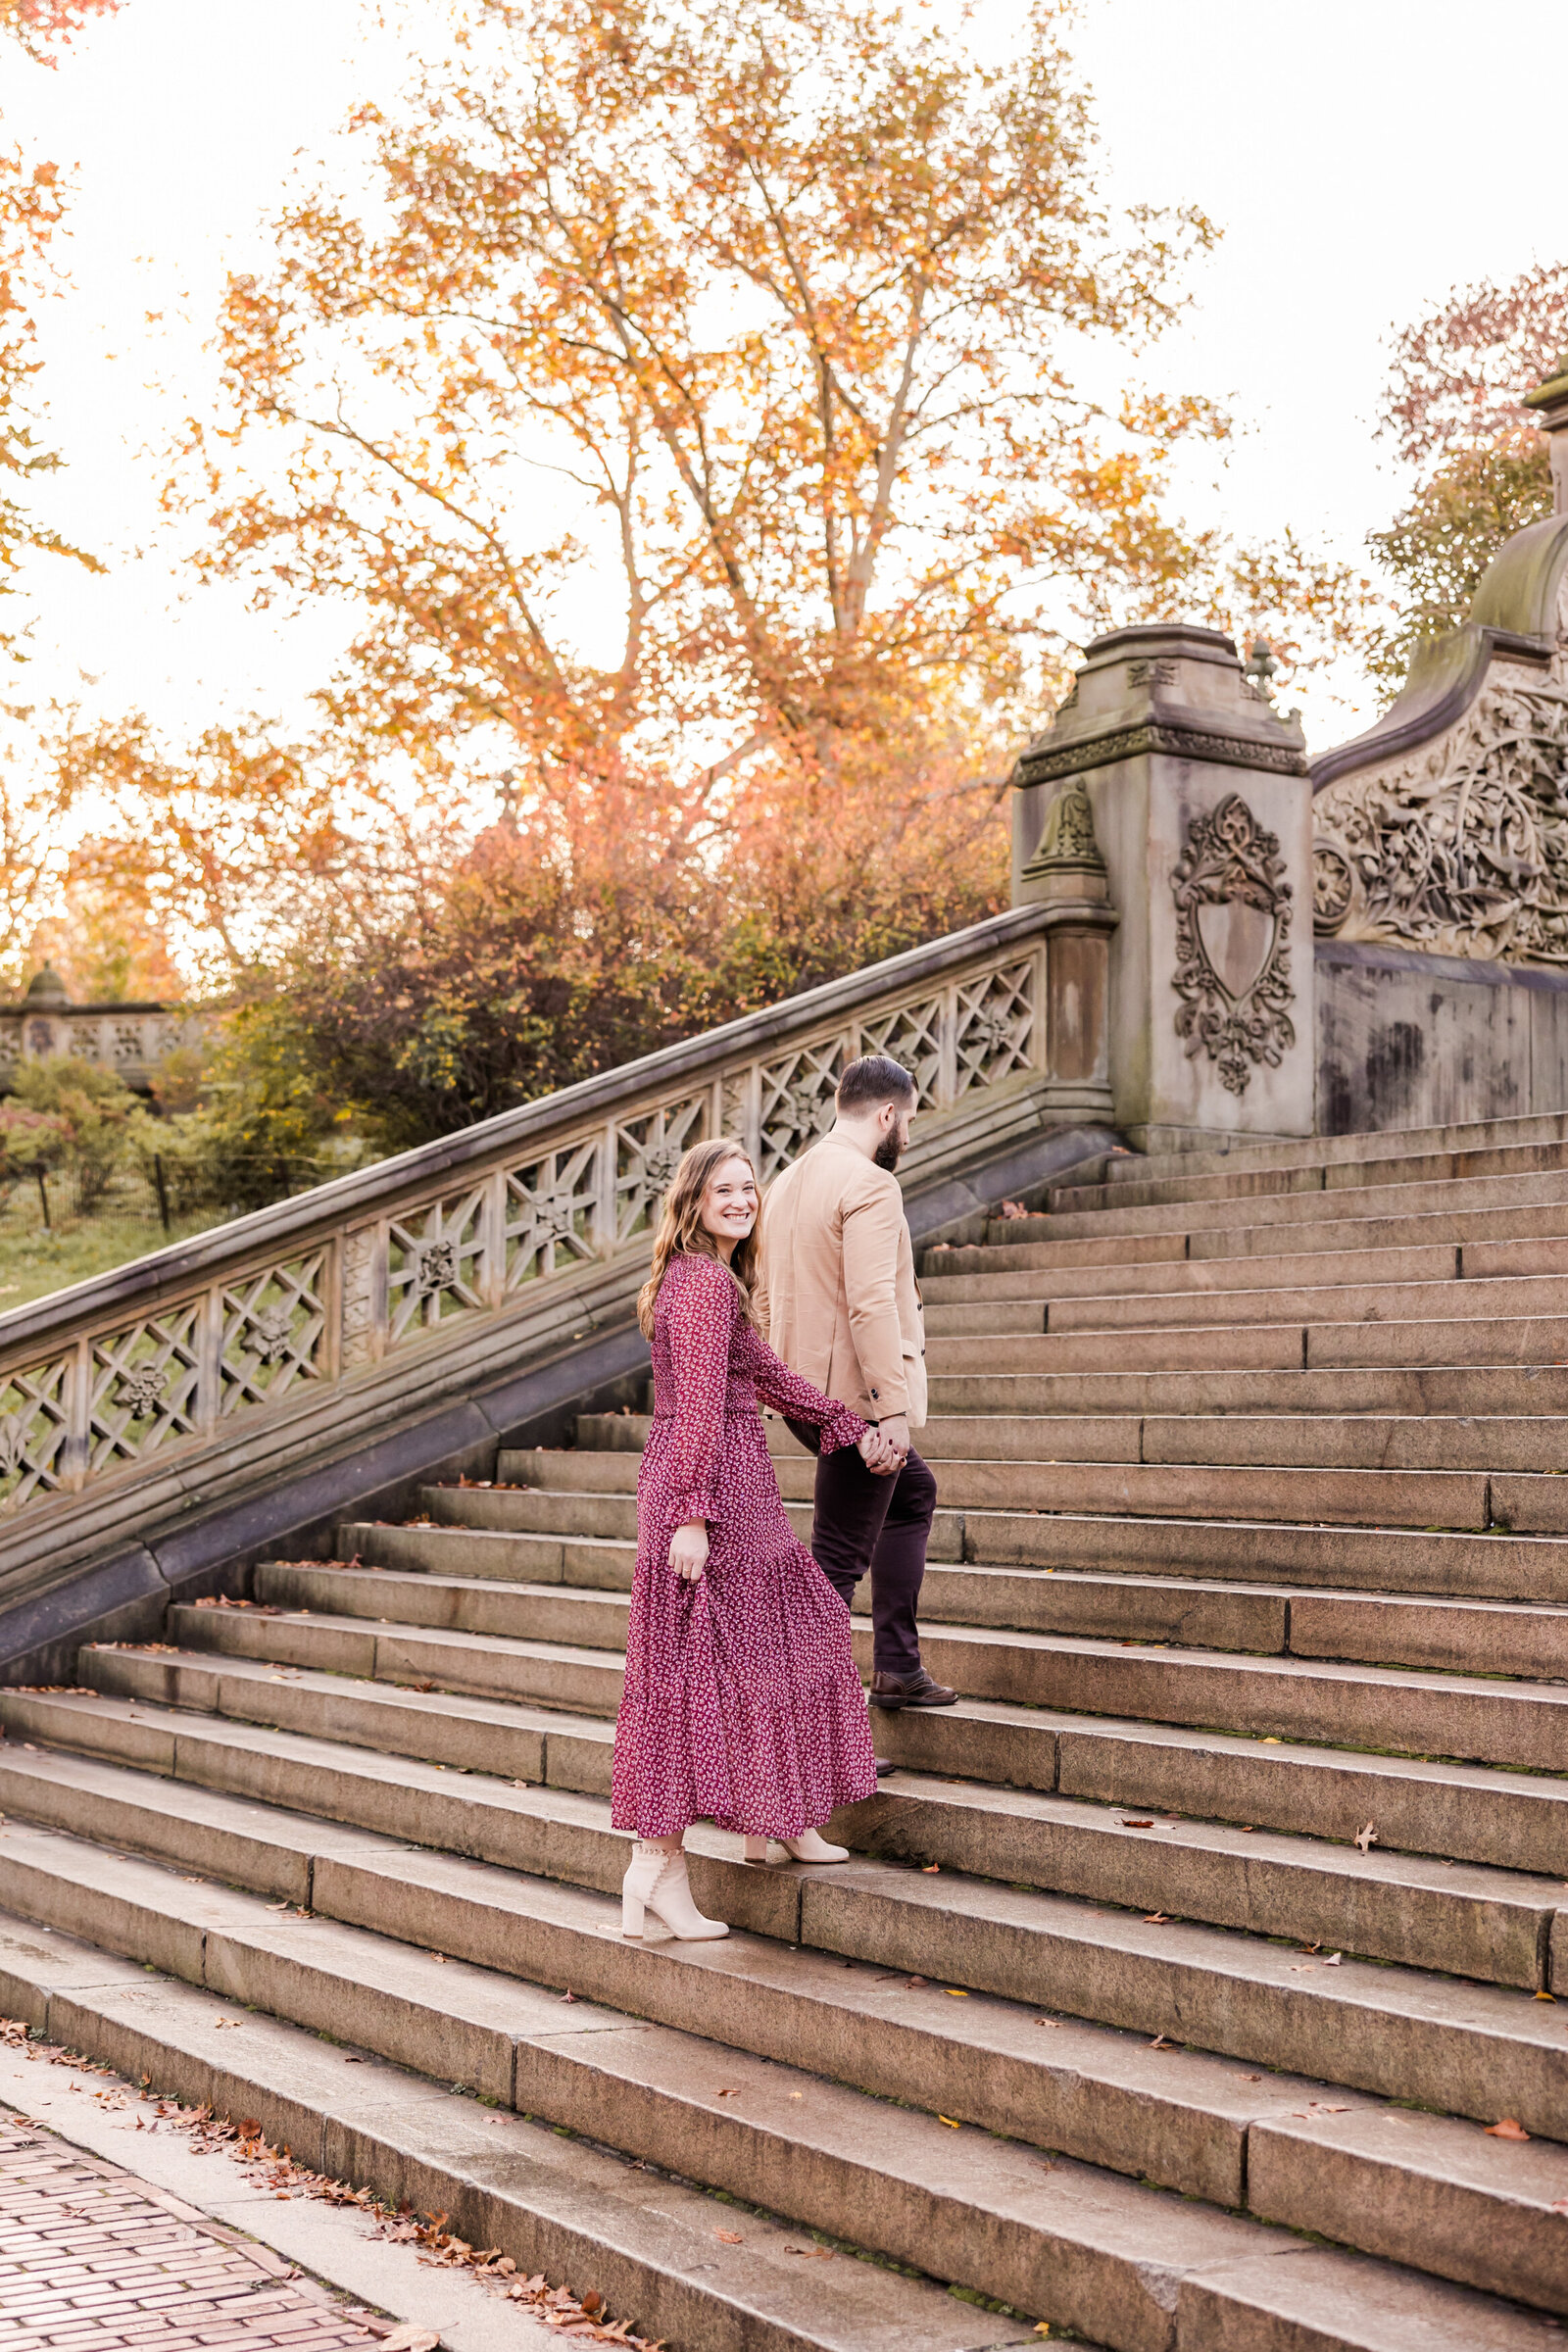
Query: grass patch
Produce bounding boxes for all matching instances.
[0,1187,227,1310]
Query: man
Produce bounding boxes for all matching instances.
[756,1054,956,1711]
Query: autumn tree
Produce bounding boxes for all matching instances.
[1367,263,1568,686]
[79,0,1368,1148]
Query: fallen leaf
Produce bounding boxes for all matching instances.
[1035,2020,1063,2030]
[1238,2075,1261,2082]
[381,2330,440,2352]
[1538,1991,1558,2002]
[921,1863,941,1874]
[788,2092,803,2100]
[558,1989,576,2004]
[1148,2035,1174,2051]
[1261,1736,1281,1744]
[1354,1821,1377,1853]
[1239,1825,1255,1834]
[715,2088,740,2098]
[1486,2118,1532,2140]
[714,2230,743,2243]
[938,2115,960,2128]
[343,2056,365,2065]
[1119,1819,1153,1830]
[1324,1953,1343,1966]
[786,2246,834,2260]
[904,1976,926,1988]
[237,2120,262,2136]
[945,1988,968,1998]
[1143,1912,1171,1925]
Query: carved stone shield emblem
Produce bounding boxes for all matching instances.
[1171,793,1295,1095]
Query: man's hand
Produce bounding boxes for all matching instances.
[669,1520,710,1582]
[877,1414,912,1464]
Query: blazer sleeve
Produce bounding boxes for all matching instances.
[842,1174,911,1418]
[661,1258,735,1526]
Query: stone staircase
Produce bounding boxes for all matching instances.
[8,1114,1568,2346]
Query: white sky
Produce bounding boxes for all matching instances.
[3,0,1565,760]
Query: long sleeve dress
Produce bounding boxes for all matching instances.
[611,1250,881,1840]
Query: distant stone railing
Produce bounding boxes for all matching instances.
[0,906,1070,1609]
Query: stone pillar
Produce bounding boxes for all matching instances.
[1011,623,1314,1152]
[1020,782,1118,1120]
[1524,356,1568,514]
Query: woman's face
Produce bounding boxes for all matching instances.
[699,1154,759,1250]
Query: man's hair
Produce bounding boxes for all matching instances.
[836,1054,916,1114]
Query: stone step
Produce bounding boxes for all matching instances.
[11,1685,1563,1992]
[79,1639,1568,1881]
[925,1234,1568,1305]
[1102,1111,1568,1189]
[1019,1164,1568,1245]
[327,1527,1568,1683]
[577,1408,1568,1476]
[449,1478,962,1556]
[212,1575,1565,1773]
[926,1310,1568,1374]
[924,1366,1568,1420]
[3,1834,1558,2343]
[1049,1136,1568,1215]
[167,1594,626,1716]
[3,1739,1568,2162]
[0,1897,1026,2352]
[944,1199,1568,1279]
[1035,1270,1568,1336]
[498,1452,1505,1531]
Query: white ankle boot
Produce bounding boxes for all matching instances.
[620,1838,728,1939]
[743,1828,850,1865]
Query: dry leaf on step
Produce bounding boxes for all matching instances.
[714,2230,743,2243]
[380,2330,441,2352]
[1119,1819,1153,1830]
[1353,1822,1377,1853]
[1486,2118,1532,2141]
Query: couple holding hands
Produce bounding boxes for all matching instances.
[612,1054,956,1942]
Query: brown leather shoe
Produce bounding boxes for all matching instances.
[869,1667,957,1710]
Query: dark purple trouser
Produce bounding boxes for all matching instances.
[785,1419,937,1677]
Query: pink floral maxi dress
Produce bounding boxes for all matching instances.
[611,1250,880,1839]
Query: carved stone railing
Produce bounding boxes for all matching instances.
[0,906,1066,1614]
[0,999,197,1093]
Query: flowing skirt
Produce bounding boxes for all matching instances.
[610,1407,879,1838]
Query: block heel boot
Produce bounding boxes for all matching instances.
[620,1838,729,1939]
[743,1828,850,1864]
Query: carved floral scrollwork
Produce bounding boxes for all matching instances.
[1171,793,1295,1096]
[1313,681,1568,960]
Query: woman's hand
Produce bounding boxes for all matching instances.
[669,1519,710,1582]
[858,1426,903,1476]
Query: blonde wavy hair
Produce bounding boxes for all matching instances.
[636,1137,762,1339]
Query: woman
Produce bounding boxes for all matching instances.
[611,1136,890,1941]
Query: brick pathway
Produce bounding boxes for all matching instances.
[0,2119,390,2352]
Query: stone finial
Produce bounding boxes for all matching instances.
[1021,780,1110,904]
[1524,353,1568,515]
[22,964,70,1006]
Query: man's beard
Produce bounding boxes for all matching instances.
[873,1129,906,1172]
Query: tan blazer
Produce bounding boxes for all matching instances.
[756,1132,927,1429]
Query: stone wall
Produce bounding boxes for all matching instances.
[1315,940,1568,1134]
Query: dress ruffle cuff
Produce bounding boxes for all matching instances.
[668,1487,723,1528]
[818,1405,869,1457]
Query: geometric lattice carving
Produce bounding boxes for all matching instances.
[756,1040,845,1179]
[858,994,944,1108]
[88,1301,202,1473]
[1313,681,1568,962]
[219,1250,328,1416]
[953,960,1035,1099]
[0,1351,74,1509]
[387,1187,487,1344]
[613,1094,707,1246]
[504,1135,599,1291]
[1171,792,1295,1096]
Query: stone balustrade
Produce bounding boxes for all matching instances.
[0,905,1075,1620]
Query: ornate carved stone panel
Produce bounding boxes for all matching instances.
[857,994,944,1107]
[387,1186,488,1341]
[1171,793,1295,1096]
[612,1095,708,1247]
[218,1251,329,1416]
[953,960,1036,1099]
[0,1353,74,1510]
[504,1138,599,1291]
[88,1304,202,1473]
[1313,680,1568,962]
[756,1041,844,1180]
[339,1228,378,1369]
